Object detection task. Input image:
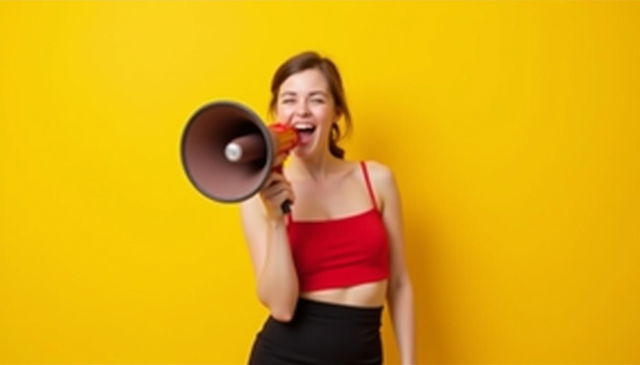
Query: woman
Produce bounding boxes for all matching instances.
[241,51,415,364]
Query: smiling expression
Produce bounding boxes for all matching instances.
[275,68,341,158]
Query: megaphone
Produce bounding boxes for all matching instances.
[180,101,299,212]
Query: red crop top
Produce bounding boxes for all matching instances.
[286,161,391,292]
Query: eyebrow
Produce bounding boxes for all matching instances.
[279,91,328,98]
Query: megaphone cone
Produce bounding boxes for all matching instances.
[180,101,299,212]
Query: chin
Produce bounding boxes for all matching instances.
[293,148,312,159]
[293,142,319,159]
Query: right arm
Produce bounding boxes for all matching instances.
[239,170,299,322]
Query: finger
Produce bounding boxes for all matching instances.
[267,172,292,190]
[262,181,292,199]
[281,185,295,203]
[262,186,286,201]
[263,182,293,201]
[262,178,287,194]
[274,153,288,166]
[269,171,284,181]
[273,189,294,207]
[263,172,283,188]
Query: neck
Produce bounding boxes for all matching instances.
[288,149,343,181]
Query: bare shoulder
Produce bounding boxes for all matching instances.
[362,160,399,211]
[363,160,396,187]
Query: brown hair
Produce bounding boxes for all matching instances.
[269,51,352,159]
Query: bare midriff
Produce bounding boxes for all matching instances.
[299,278,388,308]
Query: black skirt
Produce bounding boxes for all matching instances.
[248,297,384,365]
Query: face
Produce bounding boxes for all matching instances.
[275,68,340,159]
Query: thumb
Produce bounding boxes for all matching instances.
[274,151,289,166]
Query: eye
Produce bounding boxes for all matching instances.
[281,99,294,104]
[311,98,325,104]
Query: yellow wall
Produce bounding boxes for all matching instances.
[1,1,639,364]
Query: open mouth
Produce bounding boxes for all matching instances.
[294,123,317,135]
[293,123,317,145]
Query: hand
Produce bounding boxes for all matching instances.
[259,154,294,221]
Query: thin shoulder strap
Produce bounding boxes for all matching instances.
[360,161,378,210]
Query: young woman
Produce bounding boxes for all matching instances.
[241,51,415,364]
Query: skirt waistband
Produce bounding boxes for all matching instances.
[252,297,384,364]
[293,297,383,324]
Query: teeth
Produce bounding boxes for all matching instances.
[294,122,315,130]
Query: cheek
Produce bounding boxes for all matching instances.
[275,106,293,121]
[316,119,334,138]
[312,104,334,121]
[320,116,337,134]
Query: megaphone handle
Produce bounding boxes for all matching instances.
[281,200,292,214]
[272,164,291,215]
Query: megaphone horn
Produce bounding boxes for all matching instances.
[180,101,299,212]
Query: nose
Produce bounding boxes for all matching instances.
[294,100,311,117]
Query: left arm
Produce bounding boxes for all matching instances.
[370,161,416,365]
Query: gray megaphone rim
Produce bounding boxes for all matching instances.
[180,100,275,203]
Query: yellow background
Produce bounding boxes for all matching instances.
[1,1,639,364]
